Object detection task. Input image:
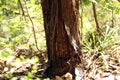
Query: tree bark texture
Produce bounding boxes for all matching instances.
[41,0,81,77]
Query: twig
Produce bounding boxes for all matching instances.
[18,0,27,21]
[92,2,100,33]
[23,0,41,52]
[111,6,114,27]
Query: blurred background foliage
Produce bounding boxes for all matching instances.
[81,0,120,51]
[0,0,45,58]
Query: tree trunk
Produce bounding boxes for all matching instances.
[41,0,82,78]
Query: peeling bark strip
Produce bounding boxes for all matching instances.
[41,0,82,78]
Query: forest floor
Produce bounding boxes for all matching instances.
[0,48,120,80]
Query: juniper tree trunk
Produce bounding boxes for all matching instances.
[41,0,82,77]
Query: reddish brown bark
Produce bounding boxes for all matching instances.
[41,0,82,78]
